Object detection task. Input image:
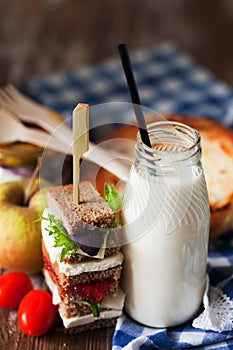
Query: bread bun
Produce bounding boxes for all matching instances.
[96,116,233,238]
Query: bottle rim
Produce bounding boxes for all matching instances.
[135,120,201,167]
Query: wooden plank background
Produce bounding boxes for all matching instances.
[0,0,233,86]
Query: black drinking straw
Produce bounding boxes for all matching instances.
[118,43,152,148]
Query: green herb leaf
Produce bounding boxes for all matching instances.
[44,214,77,262]
[104,183,122,227]
[104,183,122,212]
[81,300,101,317]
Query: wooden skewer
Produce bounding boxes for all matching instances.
[73,103,89,205]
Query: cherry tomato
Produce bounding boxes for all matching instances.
[0,272,33,309]
[18,290,57,336]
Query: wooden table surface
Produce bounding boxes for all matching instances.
[0,271,114,350]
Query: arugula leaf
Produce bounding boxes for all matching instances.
[43,214,77,262]
[104,183,122,212]
[104,183,122,227]
[81,300,101,318]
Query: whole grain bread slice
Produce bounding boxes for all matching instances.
[46,182,117,255]
[46,182,114,232]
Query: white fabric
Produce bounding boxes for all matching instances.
[193,276,233,332]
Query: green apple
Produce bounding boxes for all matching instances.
[0,178,49,274]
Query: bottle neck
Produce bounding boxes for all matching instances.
[134,121,202,175]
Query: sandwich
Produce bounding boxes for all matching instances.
[41,181,125,332]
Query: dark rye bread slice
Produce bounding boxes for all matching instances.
[43,261,122,304]
[46,182,120,256]
[46,182,114,233]
[54,307,118,333]
[58,295,121,318]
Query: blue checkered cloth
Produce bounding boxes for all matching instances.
[112,234,233,350]
[21,42,233,349]
[22,42,233,129]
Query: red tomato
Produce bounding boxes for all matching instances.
[18,290,57,336]
[0,272,33,309]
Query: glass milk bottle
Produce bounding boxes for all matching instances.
[122,121,210,328]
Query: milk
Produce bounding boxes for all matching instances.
[121,121,210,328]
